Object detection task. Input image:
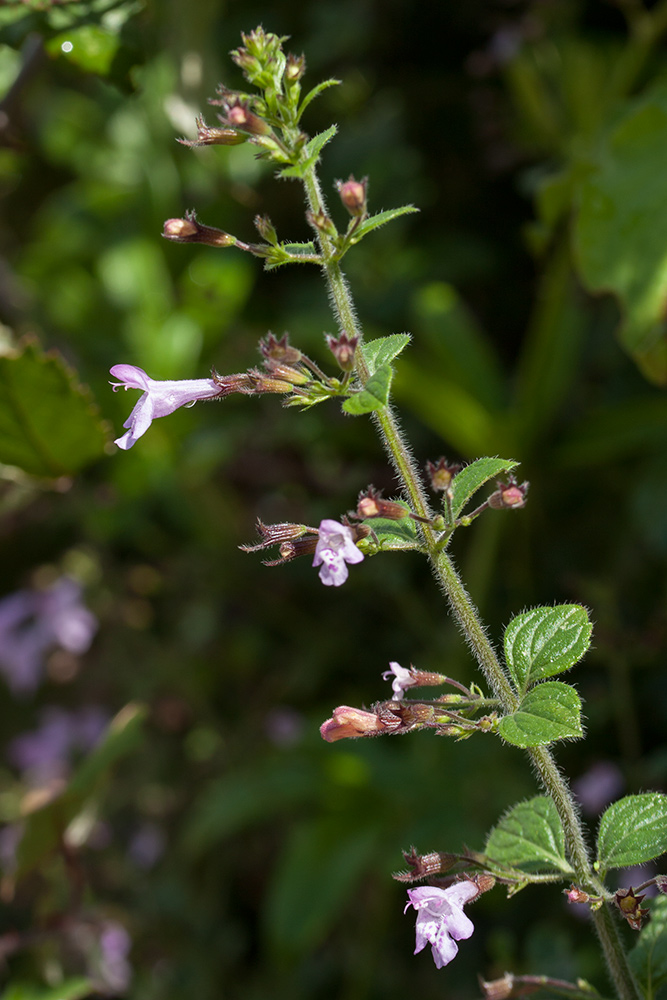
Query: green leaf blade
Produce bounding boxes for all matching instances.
[351,205,419,242]
[504,604,593,695]
[342,364,392,415]
[596,793,667,871]
[450,457,519,519]
[498,681,583,748]
[280,125,337,178]
[360,334,411,376]
[629,897,667,994]
[485,796,572,874]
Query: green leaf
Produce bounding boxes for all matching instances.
[504,605,593,695]
[498,681,583,748]
[629,897,667,994]
[486,796,572,874]
[14,704,146,882]
[47,26,119,75]
[2,979,93,1000]
[297,78,341,120]
[450,457,519,519]
[0,339,109,477]
[361,334,411,376]
[596,793,667,871]
[342,364,392,415]
[358,500,419,552]
[279,125,337,178]
[573,81,667,384]
[350,205,419,242]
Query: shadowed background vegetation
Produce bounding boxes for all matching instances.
[1,1,666,997]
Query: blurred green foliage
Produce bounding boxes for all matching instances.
[0,1,666,998]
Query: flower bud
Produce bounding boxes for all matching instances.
[487,476,529,510]
[285,53,306,83]
[326,331,358,372]
[480,974,514,1000]
[336,175,367,217]
[254,215,278,244]
[615,887,649,930]
[225,100,270,136]
[162,212,236,248]
[356,487,407,521]
[426,457,462,492]
[565,885,591,904]
[320,706,386,742]
[260,333,303,365]
[306,210,337,237]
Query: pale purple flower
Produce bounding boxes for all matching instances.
[572,761,624,816]
[97,920,132,993]
[405,882,478,969]
[110,364,223,449]
[382,661,414,699]
[8,705,109,784]
[313,519,364,586]
[0,578,97,694]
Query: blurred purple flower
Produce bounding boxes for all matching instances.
[98,921,132,993]
[405,882,477,968]
[8,705,108,784]
[313,519,364,586]
[0,578,97,695]
[110,364,223,449]
[128,822,166,869]
[572,761,624,815]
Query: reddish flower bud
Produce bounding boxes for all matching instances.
[326,331,358,372]
[320,706,385,742]
[487,476,529,510]
[306,210,337,237]
[426,457,462,492]
[655,874,667,894]
[285,53,305,83]
[565,884,591,904]
[162,212,236,248]
[260,333,303,365]
[615,887,649,930]
[336,175,367,217]
[356,487,407,521]
[225,100,270,135]
[479,973,514,1000]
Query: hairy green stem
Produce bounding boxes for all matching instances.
[297,148,641,1000]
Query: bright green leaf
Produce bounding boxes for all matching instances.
[485,796,572,874]
[361,334,411,376]
[498,681,583,748]
[596,793,667,871]
[280,125,337,178]
[504,605,593,695]
[450,457,519,519]
[2,979,93,1000]
[342,364,392,415]
[0,339,109,477]
[48,26,119,75]
[351,205,419,242]
[297,78,341,120]
[629,897,667,994]
[358,500,419,552]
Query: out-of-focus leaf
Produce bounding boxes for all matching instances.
[504,605,592,695]
[596,793,667,871]
[47,26,119,75]
[0,339,109,477]
[450,457,519,519]
[573,81,667,384]
[264,817,379,954]
[498,682,583,748]
[2,979,93,1000]
[342,364,392,414]
[629,897,667,993]
[485,796,572,874]
[14,704,146,881]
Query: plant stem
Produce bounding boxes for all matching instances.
[298,152,641,1000]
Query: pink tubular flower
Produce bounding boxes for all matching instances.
[313,519,364,586]
[405,882,478,969]
[110,364,224,449]
[382,661,414,699]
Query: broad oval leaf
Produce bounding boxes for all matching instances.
[361,334,411,376]
[596,793,667,871]
[504,605,592,695]
[498,681,583,749]
[450,457,519,519]
[342,364,392,415]
[629,896,667,993]
[0,339,109,477]
[486,796,572,873]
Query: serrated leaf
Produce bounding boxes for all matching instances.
[596,793,667,871]
[629,897,667,993]
[2,978,93,1000]
[0,339,109,477]
[504,605,593,695]
[351,205,419,242]
[280,125,337,178]
[14,704,146,882]
[297,78,341,119]
[361,334,411,376]
[450,457,519,519]
[359,500,419,551]
[498,681,583,748]
[342,364,392,415]
[486,796,572,873]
